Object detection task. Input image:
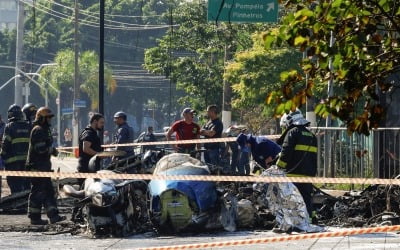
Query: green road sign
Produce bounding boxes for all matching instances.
[208,0,278,23]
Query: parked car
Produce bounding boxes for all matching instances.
[134,131,175,155]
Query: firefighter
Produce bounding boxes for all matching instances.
[22,103,38,126]
[276,109,317,218]
[26,107,66,225]
[0,104,31,193]
[113,111,134,158]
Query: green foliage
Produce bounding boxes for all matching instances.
[145,2,223,110]
[7,0,177,128]
[265,0,400,135]
[39,49,115,109]
[225,32,302,119]
[144,1,269,112]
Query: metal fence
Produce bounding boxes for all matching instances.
[310,127,400,179]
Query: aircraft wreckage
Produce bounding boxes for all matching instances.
[1,152,400,237]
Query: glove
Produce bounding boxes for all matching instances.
[51,147,59,157]
[252,164,261,174]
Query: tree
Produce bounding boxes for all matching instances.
[225,32,302,124]
[144,2,223,111]
[144,1,268,112]
[39,49,116,109]
[19,0,175,130]
[264,0,400,135]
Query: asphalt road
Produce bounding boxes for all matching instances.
[0,228,400,249]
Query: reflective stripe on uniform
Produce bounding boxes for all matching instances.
[5,155,28,164]
[11,138,29,144]
[28,207,42,213]
[276,159,287,168]
[294,144,317,153]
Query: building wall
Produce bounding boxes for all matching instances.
[0,0,17,31]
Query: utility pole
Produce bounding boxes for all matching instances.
[72,0,80,147]
[15,0,25,106]
[99,0,105,144]
[324,30,335,177]
[168,4,173,124]
[99,0,104,116]
[221,44,232,130]
[303,50,316,127]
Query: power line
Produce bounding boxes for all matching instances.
[83,34,147,50]
[51,0,168,27]
[116,86,171,89]
[52,0,164,19]
[22,0,177,31]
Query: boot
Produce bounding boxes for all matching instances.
[31,218,49,225]
[50,215,67,224]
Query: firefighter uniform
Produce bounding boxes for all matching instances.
[1,119,31,193]
[0,105,31,193]
[276,110,317,217]
[26,107,65,225]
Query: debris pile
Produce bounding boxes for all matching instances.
[2,151,400,237]
[317,185,400,227]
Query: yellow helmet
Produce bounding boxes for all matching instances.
[35,107,54,121]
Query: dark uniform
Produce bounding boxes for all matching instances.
[276,111,317,217]
[1,119,31,193]
[236,134,281,174]
[78,126,102,173]
[202,118,223,166]
[26,107,64,225]
[0,119,5,142]
[114,123,134,157]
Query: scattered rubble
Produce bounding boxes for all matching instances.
[2,170,400,236]
[317,184,400,227]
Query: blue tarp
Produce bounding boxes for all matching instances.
[149,165,217,212]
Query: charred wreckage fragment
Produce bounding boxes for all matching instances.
[2,152,400,236]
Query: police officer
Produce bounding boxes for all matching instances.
[113,111,134,158]
[22,103,38,127]
[143,126,156,151]
[0,105,31,193]
[26,107,66,225]
[78,113,104,173]
[276,109,317,218]
[200,105,223,166]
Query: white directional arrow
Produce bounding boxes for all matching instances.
[266,2,275,12]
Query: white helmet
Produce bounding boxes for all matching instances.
[280,109,310,128]
[225,125,247,137]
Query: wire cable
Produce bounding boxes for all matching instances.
[50,0,168,27]
[52,0,164,19]
[22,0,177,31]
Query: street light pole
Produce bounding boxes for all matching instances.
[24,63,57,104]
[0,68,61,147]
[99,0,105,144]
[99,0,105,116]
[15,0,25,106]
[73,0,80,147]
